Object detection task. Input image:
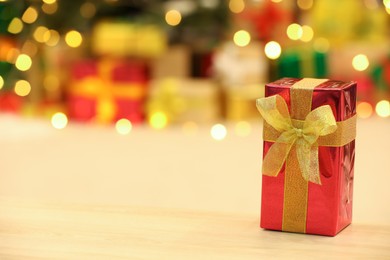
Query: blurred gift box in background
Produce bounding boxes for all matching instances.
[0,0,389,132]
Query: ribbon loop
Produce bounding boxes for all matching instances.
[256,94,338,185]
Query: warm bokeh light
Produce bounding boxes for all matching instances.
[14,80,31,97]
[149,112,168,129]
[21,41,38,57]
[65,30,83,48]
[384,0,390,8]
[352,54,369,71]
[165,10,182,26]
[234,121,251,137]
[43,74,60,91]
[182,121,198,135]
[297,0,313,10]
[375,100,390,118]
[22,6,38,24]
[210,124,227,141]
[15,54,32,71]
[0,76,4,90]
[7,18,24,34]
[357,102,373,119]
[264,41,282,60]
[287,23,303,40]
[233,30,251,47]
[271,0,283,2]
[115,118,133,135]
[43,0,56,4]
[44,29,60,46]
[300,25,314,42]
[313,37,330,53]
[229,0,245,13]
[33,26,49,43]
[80,2,96,18]
[42,2,58,14]
[51,112,68,129]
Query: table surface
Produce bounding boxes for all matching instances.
[1,114,389,259]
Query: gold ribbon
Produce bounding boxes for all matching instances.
[256,78,356,233]
[69,60,146,123]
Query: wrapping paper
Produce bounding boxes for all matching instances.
[67,59,148,124]
[259,78,356,236]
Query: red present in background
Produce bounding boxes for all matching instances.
[0,91,23,113]
[67,59,148,124]
[257,78,356,236]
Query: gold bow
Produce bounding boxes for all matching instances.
[256,94,337,185]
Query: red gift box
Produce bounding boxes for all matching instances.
[257,78,356,236]
[67,59,148,124]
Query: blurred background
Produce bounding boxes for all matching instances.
[0,0,389,133]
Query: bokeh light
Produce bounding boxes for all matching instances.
[210,124,227,140]
[42,2,58,14]
[21,41,38,57]
[65,30,83,48]
[300,25,314,42]
[234,121,251,137]
[165,10,182,26]
[22,6,38,24]
[115,118,132,135]
[287,23,303,40]
[297,0,313,10]
[229,0,245,13]
[14,80,31,97]
[233,30,251,47]
[7,18,24,34]
[15,54,32,71]
[352,54,369,71]
[264,41,282,60]
[375,100,390,118]
[33,26,49,43]
[384,0,390,8]
[0,76,4,90]
[51,112,68,129]
[271,0,283,2]
[43,0,56,4]
[44,29,60,46]
[356,102,373,119]
[149,112,168,129]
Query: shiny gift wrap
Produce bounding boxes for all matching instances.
[257,78,356,236]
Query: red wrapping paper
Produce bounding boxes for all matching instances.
[260,78,356,236]
[67,60,148,123]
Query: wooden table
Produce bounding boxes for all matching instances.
[1,114,389,259]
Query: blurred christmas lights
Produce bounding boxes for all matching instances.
[22,7,39,24]
[210,124,227,140]
[14,80,31,97]
[42,2,58,15]
[165,10,182,26]
[313,38,330,53]
[352,54,369,71]
[7,18,24,34]
[51,112,68,129]
[357,102,373,118]
[33,26,50,43]
[65,30,83,48]
[0,76,4,90]
[115,118,132,135]
[300,25,314,42]
[233,30,251,47]
[80,2,97,18]
[149,112,168,129]
[287,23,303,41]
[229,0,245,13]
[264,41,282,60]
[15,54,32,71]
[375,100,390,118]
[297,0,313,10]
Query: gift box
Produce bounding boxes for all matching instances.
[147,78,220,124]
[67,59,148,124]
[256,78,356,236]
